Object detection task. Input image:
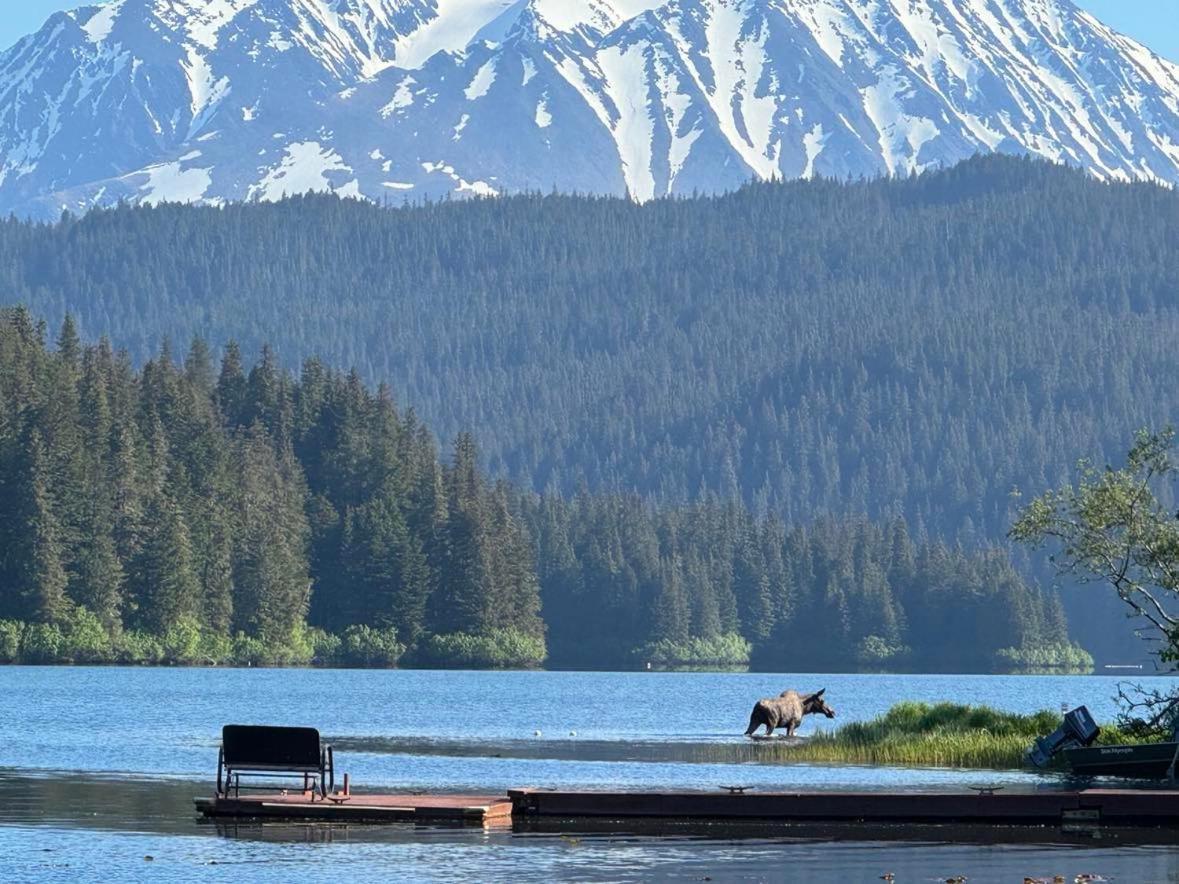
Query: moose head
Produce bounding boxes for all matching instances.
[802,688,836,719]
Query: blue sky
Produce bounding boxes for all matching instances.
[2,0,1178,61]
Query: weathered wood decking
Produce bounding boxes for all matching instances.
[508,787,1179,827]
[195,791,513,826]
[195,786,1179,831]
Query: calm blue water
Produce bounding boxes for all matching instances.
[2,667,1178,882]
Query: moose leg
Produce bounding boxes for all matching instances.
[747,704,779,737]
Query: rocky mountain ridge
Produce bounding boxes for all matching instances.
[1,0,1178,217]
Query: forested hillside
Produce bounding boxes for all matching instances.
[0,308,1082,670]
[3,157,1175,540]
[2,155,1175,659]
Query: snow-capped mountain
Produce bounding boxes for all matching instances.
[2,0,1179,217]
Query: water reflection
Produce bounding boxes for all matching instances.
[0,770,199,835]
[3,769,1177,846]
[5,772,1179,882]
[331,732,836,763]
[211,819,428,843]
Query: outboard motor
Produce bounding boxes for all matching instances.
[1027,706,1100,768]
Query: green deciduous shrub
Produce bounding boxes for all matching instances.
[340,625,405,667]
[230,632,268,666]
[855,635,910,666]
[413,629,547,669]
[161,617,203,664]
[639,633,752,669]
[61,608,114,663]
[308,628,342,665]
[994,643,1094,672]
[0,620,23,663]
[20,623,65,664]
[117,630,164,664]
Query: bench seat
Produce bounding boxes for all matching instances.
[218,724,334,798]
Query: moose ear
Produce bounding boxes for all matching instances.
[815,688,826,698]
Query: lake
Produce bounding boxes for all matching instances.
[2,667,1178,882]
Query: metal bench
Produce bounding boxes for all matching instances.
[217,724,334,799]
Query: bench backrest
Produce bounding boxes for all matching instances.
[222,724,321,769]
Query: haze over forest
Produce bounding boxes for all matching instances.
[0,302,1083,671]
[1,156,1177,664]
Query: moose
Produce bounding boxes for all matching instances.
[744,689,836,738]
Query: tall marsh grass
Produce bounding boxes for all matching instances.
[748,701,1137,770]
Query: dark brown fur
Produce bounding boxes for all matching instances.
[744,689,836,737]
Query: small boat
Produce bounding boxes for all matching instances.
[1027,705,1100,769]
[1065,741,1179,780]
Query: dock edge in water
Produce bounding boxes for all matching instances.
[195,787,1179,829]
[195,793,513,826]
[507,788,1179,827]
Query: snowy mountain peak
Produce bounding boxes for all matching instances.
[2,0,1179,217]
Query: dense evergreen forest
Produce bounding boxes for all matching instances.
[2,155,1174,543]
[0,308,1085,670]
[3,154,1173,660]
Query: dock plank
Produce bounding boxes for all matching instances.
[195,792,512,826]
[508,788,1179,827]
[196,787,1179,830]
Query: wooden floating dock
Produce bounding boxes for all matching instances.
[195,792,513,826]
[508,787,1179,828]
[195,787,1179,832]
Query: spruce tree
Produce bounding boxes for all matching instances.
[232,427,310,644]
[12,431,69,623]
[184,336,216,395]
[131,482,200,634]
[70,498,124,629]
[215,341,248,428]
[430,433,491,635]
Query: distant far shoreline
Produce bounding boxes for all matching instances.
[0,658,1116,676]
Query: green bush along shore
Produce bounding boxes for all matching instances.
[0,609,544,669]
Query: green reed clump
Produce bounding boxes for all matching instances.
[751,702,1130,770]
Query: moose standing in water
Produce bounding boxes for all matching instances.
[744,689,836,737]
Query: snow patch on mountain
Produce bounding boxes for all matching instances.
[422,158,498,194]
[464,57,498,99]
[862,66,939,174]
[802,122,826,179]
[391,0,519,70]
[599,41,657,201]
[82,0,124,43]
[141,160,214,205]
[381,75,417,116]
[183,0,259,51]
[183,47,232,138]
[251,141,353,201]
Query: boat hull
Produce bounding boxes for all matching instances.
[1066,742,1179,779]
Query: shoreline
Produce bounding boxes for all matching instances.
[0,660,1109,675]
